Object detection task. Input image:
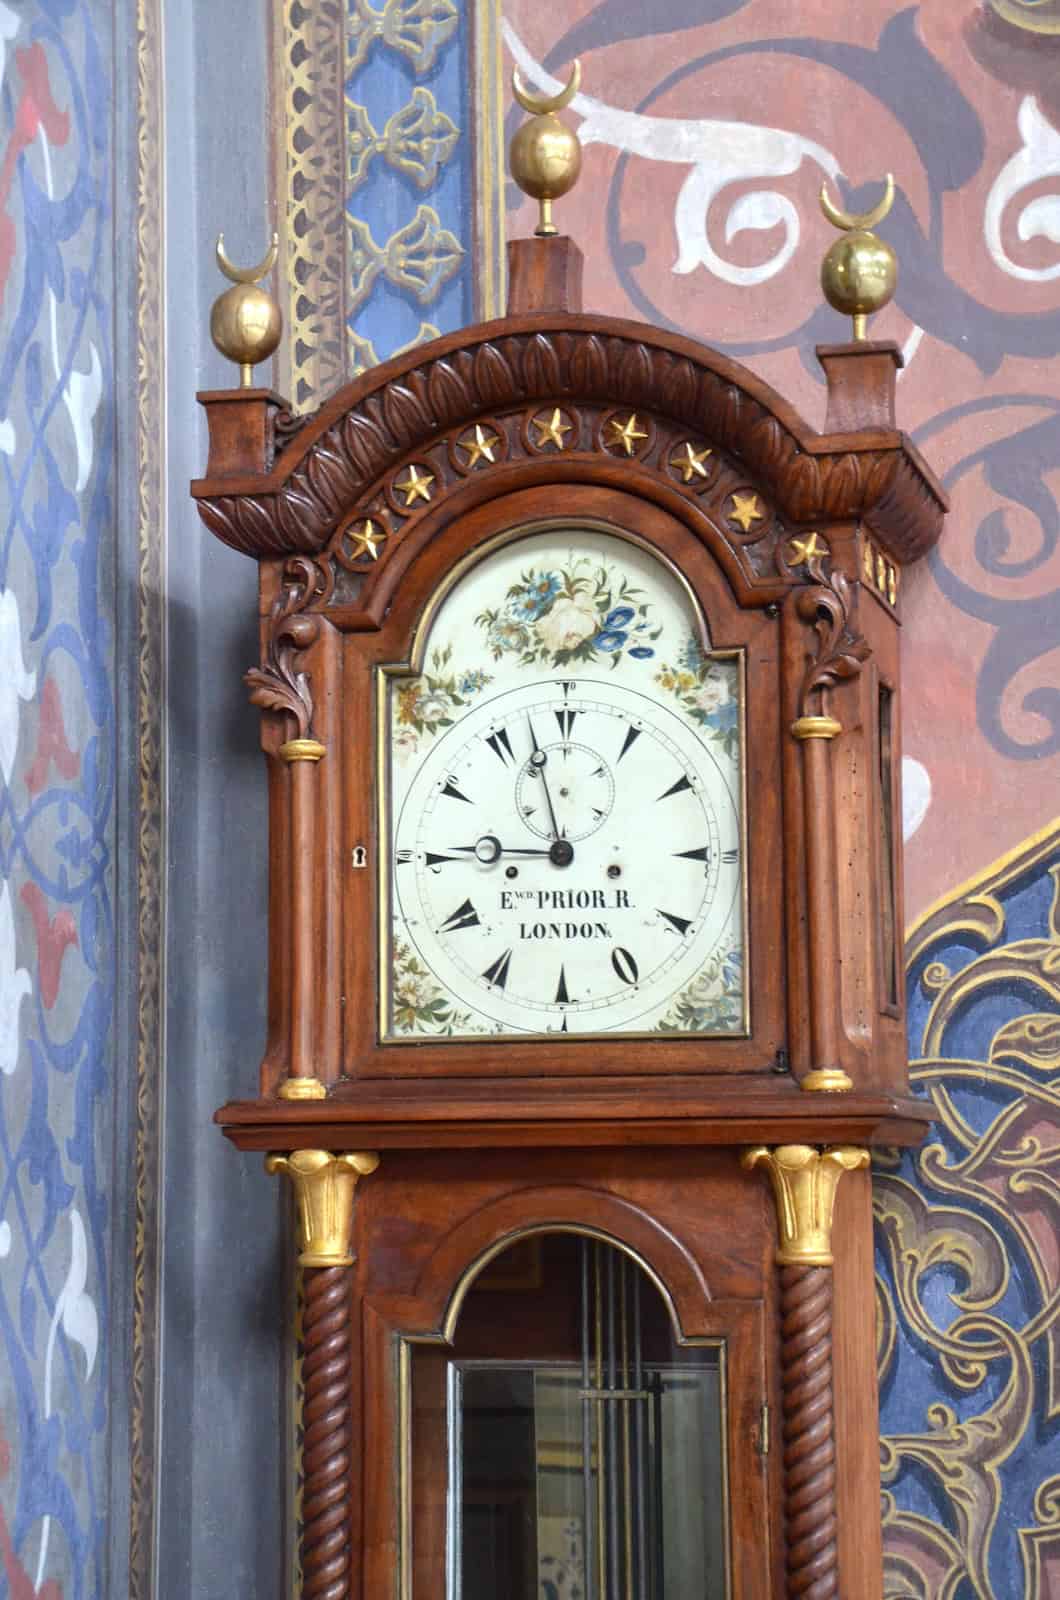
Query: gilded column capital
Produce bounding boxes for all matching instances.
[741,1143,869,1266]
[266,1148,380,1266]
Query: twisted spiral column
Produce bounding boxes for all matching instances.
[301,1264,353,1600]
[780,1263,837,1598]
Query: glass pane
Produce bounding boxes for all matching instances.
[416,1235,728,1599]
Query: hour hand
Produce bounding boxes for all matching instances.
[452,835,552,864]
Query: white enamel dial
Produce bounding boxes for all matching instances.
[390,677,740,1035]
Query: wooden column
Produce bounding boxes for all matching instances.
[742,1144,869,1600]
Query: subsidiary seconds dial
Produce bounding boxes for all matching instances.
[390,677,742,1036]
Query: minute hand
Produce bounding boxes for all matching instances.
[525,714,562,840]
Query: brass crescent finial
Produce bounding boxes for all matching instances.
[819,173,894,234]
[215,231,280,285]
[209,231,282,387]
[512,60,581,116]
[818,175,898,342]
[508,59,583,238]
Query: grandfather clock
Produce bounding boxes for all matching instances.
[193,76,945,1600]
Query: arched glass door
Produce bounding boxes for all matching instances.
[411,1232,729,1598]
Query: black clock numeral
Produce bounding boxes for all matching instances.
[611,947,639,986]
[486,728,516,766]
[591,806,606,822]
[674,846,710,863]
[481,948,513,990]
[521,805,537,820]
[440,898,481,933]
[442,777,473,803]
[657,908,693,937]
[555,965,570,1004]
[657,774,693,800]
[396,849,414,865]
[560,680,577,698]
[617,724,641,762]
[555,707,577,740]
[722,847,739,864]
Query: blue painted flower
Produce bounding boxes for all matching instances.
[628,645,654,659]
[593,629,628,652]
[603,605,635,628]
[510,571,561,620]
[458,669,489,695]
[705,701,738,733]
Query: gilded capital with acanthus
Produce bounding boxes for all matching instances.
[265,1148,380,1267]
[741,1144,869,1266]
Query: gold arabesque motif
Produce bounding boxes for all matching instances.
[875,823,1060,1595]
[347,86,459,193]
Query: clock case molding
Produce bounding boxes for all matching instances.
[192,236,947,1599]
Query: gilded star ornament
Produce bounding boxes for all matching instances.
[607,412,649,456]
[458,424,500,468]
[531,407,572,449]
[787,531,828,566]
[670,442,712,483]
[394,464,435,505]
[729,492,764,533]
[349,518,385,561]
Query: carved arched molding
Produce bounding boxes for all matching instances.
[402,1185,715,1343]
[193,315,945,570]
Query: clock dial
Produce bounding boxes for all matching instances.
[383,527,745,1040]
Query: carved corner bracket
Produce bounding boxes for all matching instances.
[245,555,333,740]
[741,1144,870,1266]
[266,1149,381,1267]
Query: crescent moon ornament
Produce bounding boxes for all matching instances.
[819,173,894,234]
[216,231,280,285]
[511,59,581,116]
[210,230,283,386]
[508,60,584,237]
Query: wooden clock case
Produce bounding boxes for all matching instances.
[193,237,946,1599]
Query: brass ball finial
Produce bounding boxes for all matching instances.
[819,174,897,341]
[209,232,282,386]
[509,61,583,238]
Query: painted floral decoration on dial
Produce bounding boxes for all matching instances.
[383,528,745,1041]
[475,554,661,669]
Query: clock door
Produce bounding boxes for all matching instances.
[406,1234,771,1599]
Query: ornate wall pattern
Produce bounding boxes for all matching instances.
[878,825,1060,1598]
[275,0,506,411]
[0,2,114,1595]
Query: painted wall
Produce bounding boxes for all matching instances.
[0,3,114,1596]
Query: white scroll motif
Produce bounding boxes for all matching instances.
[985,96,1060,283]
[504,22,840,287]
